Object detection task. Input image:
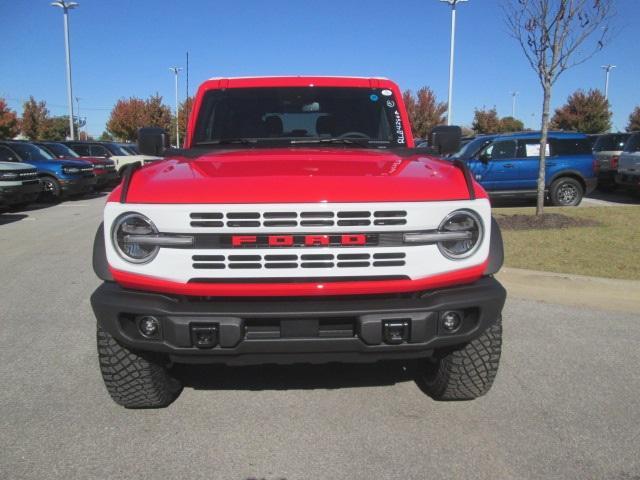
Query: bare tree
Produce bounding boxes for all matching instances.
[503,0,614,214]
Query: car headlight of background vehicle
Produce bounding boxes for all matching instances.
[112,212,160,264]
[437,210,484,259]
[63,166,80,174]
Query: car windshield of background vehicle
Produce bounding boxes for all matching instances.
[43,143,80,158]
[624,134,640,153]
[10,143,55,162]
[450,137,492,160]
[104,144,130,156]
[593,134,631,152]
[193,87,407,148]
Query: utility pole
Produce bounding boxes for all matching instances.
[601,64,616,100]
[511,91,519,118]
[439,0,468,125]
[51,1,79,140]
[169,67,183,148]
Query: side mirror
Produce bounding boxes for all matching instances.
[138,127,169,156]
[430,125,462,156]
[479,152,491,163]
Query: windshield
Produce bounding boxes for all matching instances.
[122,145,138,154]
[593,134,631,152]
[451,137,493,160]
[10,143,54,162]
[41,142,79,158]
[193,87,407,148]
[104,143,130,156]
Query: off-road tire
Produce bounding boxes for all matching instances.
[97,323,182,408]
[417,317,502,401]
[549,177,583,206]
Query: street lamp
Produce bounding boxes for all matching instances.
[51,1,78,140]
[75,96,81,138]
[601,64,616,100]
[169,67,183,148]
[510,91,519,118]
[440,0,467,126]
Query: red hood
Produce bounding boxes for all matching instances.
[112,148,482,204]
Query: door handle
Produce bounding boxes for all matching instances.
[503,163,514,168]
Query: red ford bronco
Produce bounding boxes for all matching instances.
[91,76,506,408]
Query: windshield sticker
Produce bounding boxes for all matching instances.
[394,110,405,145]
[381,89,393,96]
[370,94,379,102]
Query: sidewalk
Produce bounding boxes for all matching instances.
[496,267,640,314]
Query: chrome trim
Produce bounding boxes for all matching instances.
[403,231,474,243]
[123,234,194,247]
[436,209,484,260]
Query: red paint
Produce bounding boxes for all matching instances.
[107,148,487,204]
[110,262,488,297]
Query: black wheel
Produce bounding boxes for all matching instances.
[97,323,182,408]
[416,317,502,401]
[549,177,583,206]
[40,176,62,200]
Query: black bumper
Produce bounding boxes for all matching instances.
[60,176,96,194]
[91,277,506,365]
[95,171,118,188]
[616,173,640,188]
[0,181,42,205]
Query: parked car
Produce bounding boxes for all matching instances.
[451,132,596,206]
[0,141,96,199]
[35,141,118,189]
[63,141,162,177]
[116,143,139,155]
[592,133,631,192]
[616,132,640,192]
[0,161,42,207]
[90,75,506,408]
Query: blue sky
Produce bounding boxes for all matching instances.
[1,0,638,136]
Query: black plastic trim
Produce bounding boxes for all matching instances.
[119,162,141,203]
[92,223,114,282]
[452,159,476,200]
[484,217,504,276]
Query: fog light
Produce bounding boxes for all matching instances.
[138,316,160,338]
[441,311,462,332]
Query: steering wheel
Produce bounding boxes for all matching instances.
[337,132,370,139]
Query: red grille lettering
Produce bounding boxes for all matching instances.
[304,235,330,246]
[341,234,366,245]
[268,235,294,246]
[232,235,257,246]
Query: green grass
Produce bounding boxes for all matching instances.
[493,206,640,280]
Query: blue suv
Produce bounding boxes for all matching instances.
[451,132,597,206]
[0,141,96,200]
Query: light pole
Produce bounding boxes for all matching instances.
[511,91,519,118]
[440,0,467,126]
[51,1,78,140]
[169,67,183,148]
[601,64,616,100]
[75,96,81,138]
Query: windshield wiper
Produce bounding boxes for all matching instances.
[289,137,389,148]
[194,138,258,146]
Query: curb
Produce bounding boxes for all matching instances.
[495,267,640,314]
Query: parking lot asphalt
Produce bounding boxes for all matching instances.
[1,194,639,480]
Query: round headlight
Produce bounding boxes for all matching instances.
[437,209,483,260]
[112,212,159,264]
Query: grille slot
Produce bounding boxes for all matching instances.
[189,209,408,228]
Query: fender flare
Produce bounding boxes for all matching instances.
[484,217,504,276]
[93,222,114,281]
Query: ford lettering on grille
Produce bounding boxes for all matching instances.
[231,234,373,248]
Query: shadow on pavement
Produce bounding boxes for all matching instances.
[0,213,28,226]
[586,189,640,205]
[176,360,419,391]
